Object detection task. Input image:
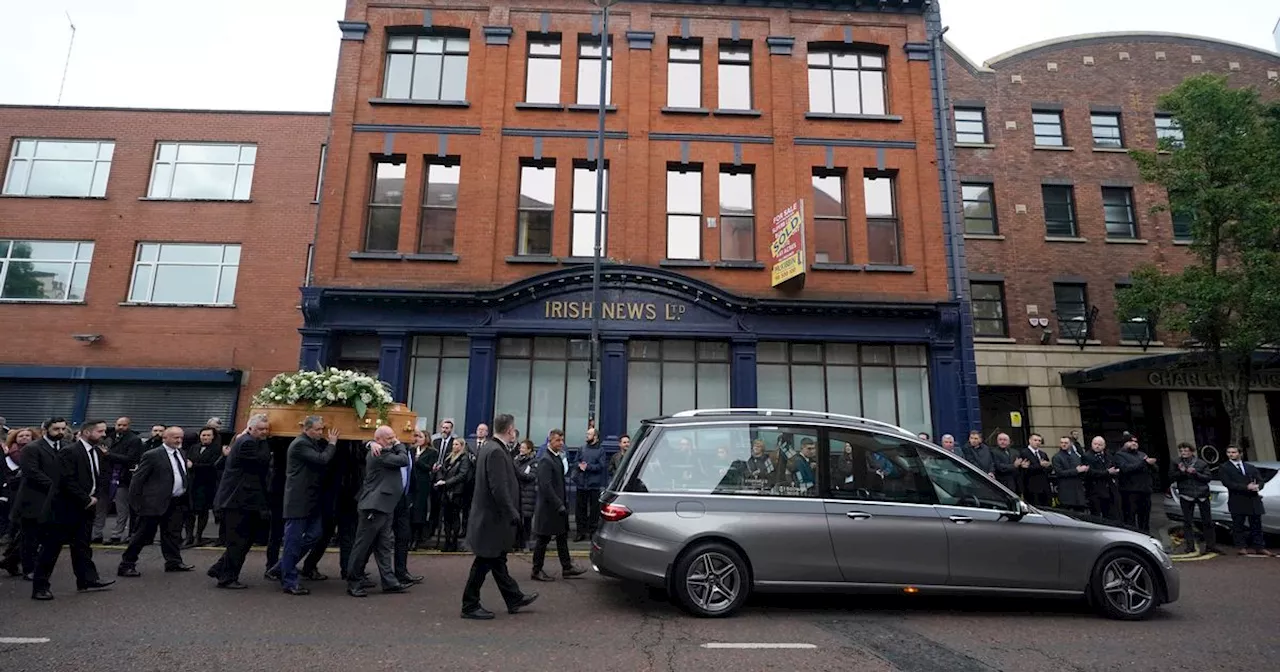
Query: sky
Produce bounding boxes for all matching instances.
[0,0,1276,112]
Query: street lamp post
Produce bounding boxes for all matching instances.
[586,0,619,430]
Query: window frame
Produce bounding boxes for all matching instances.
[516,160,557,257]
[0,239,95,303]
[147,141,257,201]
[1053,283,1090,341]
[717,167,756,262]
[575,35,613,106]
[826,428,941,506]
[629,422,823,499]
[953,108,988,144]
[1031,110,1066,147]
[666,39,703,109]
[3,138,115,198]
[864,170,900,265]
[806,48,888,116]
[570,160,609,258]
[969,281,1009,338]
[419,158,461,254]
[127,242,241,306]
[1042,184,1078,237]
[716,41,753,110]
[524,34,563,105]
[364,157,407,253]
[314,143,327,202]
[1090,112,1124,148]
[494,336,593,442]
[666,164,703,261]
[1102,186,1138,239]
[960,182,998,235]
[382,31,471,102]
[811,170,849,264]
[1170,193,1194,242]
[407,335,471,434]
[1154,114,1184,148]
[625,340,732,432]
[1116,283,1154,342]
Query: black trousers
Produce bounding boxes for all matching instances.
[121,498,186,569]
[265,499,284,569]
[1121,491,1152,532]
[461,552,523,613]
[1089,495,1120,521]
[211,509,264,584]
[516,515,532,550]
[2,517,40,574]
[442,498,463,551]
[1024,489,1050,508]
[532,533,572,574]
[33,508,101,592]
[1231,513,1265,550]
[392,496,412,578]
[1178,498,1216,551]
[575,488,601,536]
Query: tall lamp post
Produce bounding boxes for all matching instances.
[587,0,621,430]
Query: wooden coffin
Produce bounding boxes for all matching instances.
[247,403,418,443]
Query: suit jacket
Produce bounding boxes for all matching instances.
[967,444,996,474]
[572,441,610,490]
[1050,448,1088,508]
[1113,449,1156,494]
[187,439,223,511]
[53,439,103,523]
[1219,460,1266,516]
[103,430,145,487]
[532,451,569,536]
[991,447,1019,492]
[355,442,410,514]
[1082,450,1120,502]
[1018,446,1052,496]
[130,446,187,517]
[281,434,338,519]
[467,437,521,557]
[213,434,273,513]
[14,438,62,522]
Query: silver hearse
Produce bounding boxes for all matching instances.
[590,409,1179,620]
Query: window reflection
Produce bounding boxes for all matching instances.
[0,240,94,302]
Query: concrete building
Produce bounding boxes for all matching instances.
[946,33,1280,467]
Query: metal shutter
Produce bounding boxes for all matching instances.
[85,383,237,430]
[0,380,80,427]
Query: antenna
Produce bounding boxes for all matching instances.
[57,11,76,105]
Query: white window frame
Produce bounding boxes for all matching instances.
[576,36,613,106]
[0,239,95,303]
[570,163,608,258]
[3,139,114,198]
[128,242,241,306]
[148,142,257,201]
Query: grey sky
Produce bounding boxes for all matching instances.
[0,0,1276,112]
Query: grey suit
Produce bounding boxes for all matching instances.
[346,442,409,590]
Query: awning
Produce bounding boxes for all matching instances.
[1060,351,1278,388]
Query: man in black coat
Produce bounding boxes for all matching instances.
[460,413,537,620]
[32,419,115,600]
[266,417,338,595]
[8,420,66,580]
[1050,436,1089,512]
[531,429,586,582]
[1018,433,1053,507]
[1113,438,1157,532]
[1169,442,1217,555]
[1083,436,1121,521]
[990,433,1020,494]
[1219,444,1273,556]
[102,419,147,544]
[208,415,273,589]
[117,426,195,576]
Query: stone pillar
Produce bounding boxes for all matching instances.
[1161,391,1196,458]
[1248,393,1276,461]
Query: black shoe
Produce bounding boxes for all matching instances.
[573,534,587,542]
[264,568,281,582]
[1180,546,1196,555]
[360,578,377,590]
[32,589,54,601]
[301,570,329,581]
[23,572,34,581]
[461,607,495,620]
[531,570,554,582]
[91,536,104,544]
[396,574,424,585]
[117,566,142,578]
[108,537,122,545]
[165,564,195,573]
[217,580,249,590]
[182,539,196,549]
[382,583,408,594]
[1,563,20,577]
[283,586,311,596]
[206,566,220,579]
[562,565,586,578]
[507,592,538,614]
[1205,547,1222,555]
[79,579,115,591]
[347,586,368,598]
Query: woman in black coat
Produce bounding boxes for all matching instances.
[434,437,472,553]
[408,429,438,550]
[513,440,538,551]
[186,426,223,546]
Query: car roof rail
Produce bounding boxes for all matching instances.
[669,408,917,438]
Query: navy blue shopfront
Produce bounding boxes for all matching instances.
[298,265,977,448]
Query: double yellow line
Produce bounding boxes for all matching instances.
[1169,551,1218,562]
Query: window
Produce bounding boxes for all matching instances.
[667,41,702,108]
[1170,195,1193,241]
[571,164,608,258]
[525,37,562,104]
[756,343,932,437]
[1102,187,1137,239]
[420,161,460,254]
[1042,185,1078,237]
[0,240,94,302]
[148,142,256,200]
[365,159,405,252]
[3,139,113,197]
[383,33,469,101]
[828,430,937,505]
[666,167,702,260]
[918,450,1011,510]
[1053,283,1089,341]
[517,163,556,256]
[717,43,752,110]
[315,143,327,202]
[494,337,592,443]
[408,336,470,433]
[632,424,820,498]
[961,183,997,235]
[1091,113,1123,148]
[718,170,755,261]
[626,341,730,432]
[128,243,240,306]
[864,173,899,265]
[576,36,612,105]
[1117,285,1153,342]
[953,108,987,144]
[333,335,381,377]
[1155,114,1184,148]
[807,49,886,115]
[812,172,848,264]
[969,282,1008,338]
[1032,110,1065,147]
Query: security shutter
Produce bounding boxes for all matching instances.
[85,383,237,430]
[0,380,80,427]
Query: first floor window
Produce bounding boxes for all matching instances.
[953,108,987,144]
[1090,113,1123,148]
[494,337,593,443]
[626,340,730,433]
[961,183,998,235]
[366,159,406,252]
[0,239,94,302]
[666,167,702,260]
[812,172,848,264]
[571,163,608,258]
[525,37,562,104]
[1155,114,1184,148]
[148,142,256,200]
[1102,187,1137,239]
[576,36,613,105]
[1170,194,1194,241]
[667,41,702,108]
[969,282,1008,337]
[717,44,752,110]
[129,243,240,306]
[383,33,469,101]
[1042,185,1077,237]
[1053,283,1089,341]
[4,139,114,197]
[408,336,471,433]
[517,163,556,256]
[718,169,755,261]
[807,49,886,115]
[420,161,460,254]
[865,173,899,265]
[1032,110,1065,147]
[1116,285,1153,342]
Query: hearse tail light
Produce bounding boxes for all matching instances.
[601,503,632,522]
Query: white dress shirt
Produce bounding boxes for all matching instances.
[81,438,100,497]
[165,446,187,498]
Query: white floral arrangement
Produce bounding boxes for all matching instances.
[252,368,395,419]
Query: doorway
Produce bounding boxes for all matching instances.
[978,386,1031,448]
[1078,390,1171,488]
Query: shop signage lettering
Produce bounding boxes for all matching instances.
[1146,371,1280,390]
[543,299,688,322]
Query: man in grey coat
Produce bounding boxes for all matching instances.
[269,417,339,595]
[460,413,538,620]
[346,426,411,597]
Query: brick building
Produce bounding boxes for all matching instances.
[304,0,980,447]
[946,32,1280,466]
[0,106,328,430]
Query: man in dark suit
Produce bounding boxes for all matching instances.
[1050,436,1089,512]
[1083,436,1122,521]
[102,418,146,544]
[1018,433,1053,507]
[32,419,115,600]
[208,415,273,589]
[1219,444,1273,556]
[1114,437,1158,532]
[117,426,195,576]
[990,433,1020,494]
[8,419,66,580]
[345,426,411,597]
[460,413,538,620]
[426,419,458,542]
[531,429,586,582]
[269,417,339,596]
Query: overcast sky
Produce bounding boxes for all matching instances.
[0,0,1276,112]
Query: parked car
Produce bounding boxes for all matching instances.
[1164,461,1280,535]
[591,408,1178,621]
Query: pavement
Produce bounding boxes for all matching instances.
[4,536,1280,672]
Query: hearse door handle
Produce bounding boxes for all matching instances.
[845,511,873,521]
[948,515,974,524]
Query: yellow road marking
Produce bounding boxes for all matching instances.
[1172,552,1218,562]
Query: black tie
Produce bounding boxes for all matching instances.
[89,447,99,483]
[172,451,188,490]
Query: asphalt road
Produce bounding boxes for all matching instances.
[2,544,1278,672]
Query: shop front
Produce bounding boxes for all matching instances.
[298,265,974,447]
